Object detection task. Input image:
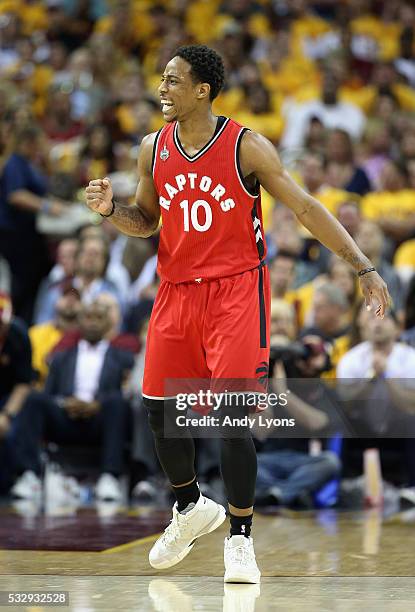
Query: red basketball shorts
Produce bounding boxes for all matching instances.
[142,263,270,400]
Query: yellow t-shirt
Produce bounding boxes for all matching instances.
[361,190,415,221]
[29,323,63,384]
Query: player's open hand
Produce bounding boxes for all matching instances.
[85,177,113,216]
[359,270,391,319]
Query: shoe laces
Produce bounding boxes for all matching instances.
[227,539,255,567]
[160,511,191,546]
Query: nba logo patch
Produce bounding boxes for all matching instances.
[160,146,169,161]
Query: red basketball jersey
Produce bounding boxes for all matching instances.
[152,117,267,283]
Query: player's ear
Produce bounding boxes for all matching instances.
[197,83,211,100]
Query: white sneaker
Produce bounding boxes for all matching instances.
[149,494,226,569]
[132,479,158,502]
[95,473,123,501]
[224,535,261,584]
[10,471,42,500]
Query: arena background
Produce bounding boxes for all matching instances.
[1,1,415,610]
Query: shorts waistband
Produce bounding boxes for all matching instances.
[162,261,266,285]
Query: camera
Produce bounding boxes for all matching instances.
[269,341,313,363]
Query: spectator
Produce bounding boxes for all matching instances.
[303,282,350,341]
[327,256,359,328]
[269,251,297,302]
[33,237,79,321]
[337,309,415,500]
[11,300,133,502]
[0,293,34,493]
[361,122,392,190]
[29,288,82,385]
[35,235,123,324]
[0,123,67,322]
[255,332,341,508]
[299,152,351,217]
[302,282,351,377]
[42,84,84,143]
[336,200,362,238]
[361,159,415,243]
[281,71,365,150]
[325,129,371,196]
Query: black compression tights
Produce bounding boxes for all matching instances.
[145,398,257,508]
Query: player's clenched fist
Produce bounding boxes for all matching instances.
[85,177,113,216]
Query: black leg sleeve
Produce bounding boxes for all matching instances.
[219,397,257,509]
[144,398,196,487]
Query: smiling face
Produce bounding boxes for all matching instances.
[158,56,210,122]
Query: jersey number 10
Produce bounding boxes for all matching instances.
[180,199,212,232]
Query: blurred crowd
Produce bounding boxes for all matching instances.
[1,0,415,511]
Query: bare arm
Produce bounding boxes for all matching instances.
[9,190,65,216]
[240,131,391,316]
[3,383,31,417]
[384,379,415,415]
[85,133,160,238]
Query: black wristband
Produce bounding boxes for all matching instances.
[100,198,115,218]
[358,266,376,277]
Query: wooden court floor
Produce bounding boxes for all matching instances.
[1,504,415,611]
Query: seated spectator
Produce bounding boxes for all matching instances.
[355,220,404,312]
[41,84,84,143]
[325,128,371,196]
[336,200,362,238]
[301,283,350,377]
[78,124,115,185]
[269,251,297,303]
[35,235,124,324]
[29,288,82,385]
[52,292,140,356]
[268,218,329,288]
[361,121,392,190]
[11,300,134,502]
[255,331,341,508]
[77,223,130,305]
[0,293,34,494]
[337,309,415,503]
[361,160,415,243]
[327,256,359,328]
[281,70,365,150]
[298,151,352,217]
[33,237,78,321]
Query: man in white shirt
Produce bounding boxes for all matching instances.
[11,301,134,501]
[337,309,415,504]
[281,71,365,150]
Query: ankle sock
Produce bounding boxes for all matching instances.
[173,478,200,512]
[229,512,253,538]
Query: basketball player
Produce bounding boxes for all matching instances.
[85,45,390,584]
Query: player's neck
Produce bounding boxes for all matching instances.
[176,110,218,151]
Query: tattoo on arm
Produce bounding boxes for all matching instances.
[338,246,371,271]
[111,203,158,238]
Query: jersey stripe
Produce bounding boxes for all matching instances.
[151,129,163,177]
[234,128,259,198]
[173,118,230,162]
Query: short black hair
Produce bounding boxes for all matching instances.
[174,45,225,101]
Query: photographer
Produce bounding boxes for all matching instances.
[255,300,341,508]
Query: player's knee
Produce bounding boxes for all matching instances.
[144,398,165,438]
